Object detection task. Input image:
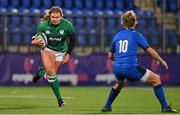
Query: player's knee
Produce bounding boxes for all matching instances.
[113,80,126,91]
[151,74,161,87]
[46,74,57,82]
[146,72,161,87]
[154,75,161,86]
[46,68,56,75]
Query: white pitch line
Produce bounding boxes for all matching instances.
[0,95,74,99]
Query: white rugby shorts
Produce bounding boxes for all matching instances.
[42,47,66,61]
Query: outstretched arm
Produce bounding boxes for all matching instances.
[146,47,168,69]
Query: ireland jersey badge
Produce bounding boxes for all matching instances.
[59,30,64,34]
[45,30,50,34]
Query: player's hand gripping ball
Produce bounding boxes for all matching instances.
[32,32,48,48]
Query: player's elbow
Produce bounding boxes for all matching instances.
[146,47,155,55]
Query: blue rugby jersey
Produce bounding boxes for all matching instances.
[109,28,150,65]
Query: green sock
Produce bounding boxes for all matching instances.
[48,74,61,100]
[37,69,45,78]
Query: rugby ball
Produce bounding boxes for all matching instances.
[34,32,48,48]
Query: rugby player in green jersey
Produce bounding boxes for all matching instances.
[31,6,76,108]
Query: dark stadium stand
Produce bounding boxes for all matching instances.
[157,0,177,12]
[85,0,94,10]
[75,0,83,9]
[0,0,179,53]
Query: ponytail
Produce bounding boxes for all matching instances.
[40,9,50,21]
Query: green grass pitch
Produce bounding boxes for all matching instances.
[0,86,179,114]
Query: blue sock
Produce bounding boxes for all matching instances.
[105,88,120,109]
[154,84,168,109]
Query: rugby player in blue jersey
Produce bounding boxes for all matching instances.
[101,10,177,113]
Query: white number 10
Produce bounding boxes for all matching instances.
[119,40,128,53]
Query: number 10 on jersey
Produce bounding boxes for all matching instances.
[119,40,128,53]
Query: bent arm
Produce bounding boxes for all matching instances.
[146,47,163,62]
[146,47,168,69]
[67,33,76,54]
[62,33,76,64]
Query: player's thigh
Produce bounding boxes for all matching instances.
[144,71,161,87]
[54,52,65,72]
[118,66,146,82]
[113,63,126,84]
[55,52,66,62]
[41,50,56,74]
[55,61,63,72]
[133,66,148,81]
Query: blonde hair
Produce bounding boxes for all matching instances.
[121,10,138,29]
[41,6,63,21]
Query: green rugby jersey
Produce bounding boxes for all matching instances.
[37,18,75,52]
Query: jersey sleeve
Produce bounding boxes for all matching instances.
[136,32,150,49]
[67,21,75,35]
[109,35,116,52]
[37,22,45,33]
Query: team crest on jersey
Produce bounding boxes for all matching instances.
[45,30,50,34]
[59,30,64,34]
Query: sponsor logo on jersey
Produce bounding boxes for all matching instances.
[49,37,62,42]
[59,30,64,34]
[45,30,50,34]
